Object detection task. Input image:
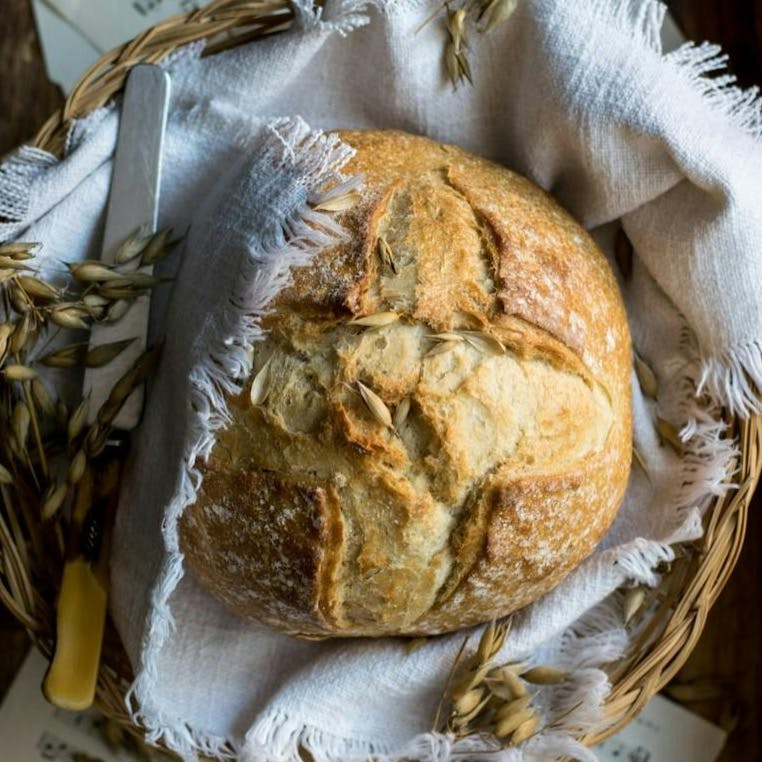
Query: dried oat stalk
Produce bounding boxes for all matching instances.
[0,233,172,618]
[421,1,520,88]
[435,618,568,748]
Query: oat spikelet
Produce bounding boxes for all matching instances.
[8,281,32,313]
[67,398,89,442]
[86,338,135,368]
[444,7,472,87]
[357,381,393,429]
[41,483,67,521]
[452,662,491,701]
[657,417,684,454]
[105,299,130,323]
[510,715,539,745]
[67,450,87,485]
[349,312,399,327]
[486,666,527,699]
[49,305,89,330]
[31,378,55,417]
[632,446,650,482]
[313,190,362,212]
[494,707,534,738]
[68,261,121,283]
[40,343,88,368]
[0,323,12,362]
[16,275,59,302]
[520,666,568,685]
[108,273,163,289]
[480,0,519,32]
[624,587,646,624]
[0,463,12,485]
[456,50,472,84]
[452,691,491,729]
[12,401,31,448]
[405,637,427,654]
[97,285,143,300]
[83,293,109,310]
[249,359,272,407]
[476,619,509,663]
[9,315,32,355]
[494,695,531,721]
[446,5,466,38]
[85,425,109,458]
[426,340,460,358]
[114,227,153,264]
[634,353,658,398]
[56,400,68,428]
[0,241,36,256]
[141,228,177,266]
[394,397,411,430]
[454,688,484,717]
[0,255,32,271]
[377,237,398,274]
[461,330,505,355]
[2,364,38,381]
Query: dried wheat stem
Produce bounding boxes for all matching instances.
[0,495,36,612]
[433,634,470,731]
[19,369,49,480]
[0,509,35,615]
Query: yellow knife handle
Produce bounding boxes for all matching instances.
[42,557,107,710]
[43,460,120,711]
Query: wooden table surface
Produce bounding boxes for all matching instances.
[1,1,760,760]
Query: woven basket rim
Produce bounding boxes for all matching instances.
[1,0,758,753]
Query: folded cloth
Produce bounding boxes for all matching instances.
[1,1,760,760]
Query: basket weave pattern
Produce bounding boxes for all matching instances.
[0,0,759,751]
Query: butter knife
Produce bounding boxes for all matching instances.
[43,64,170,711]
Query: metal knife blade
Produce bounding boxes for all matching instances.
[82,63,170,430]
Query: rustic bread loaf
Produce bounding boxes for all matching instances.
[178,130,632,637]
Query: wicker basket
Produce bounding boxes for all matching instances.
[1,0,760,754]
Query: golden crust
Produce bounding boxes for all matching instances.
[179,130,632,636]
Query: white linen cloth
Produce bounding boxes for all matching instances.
[1,1,760,760]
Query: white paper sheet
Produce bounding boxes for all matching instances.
[31,0,202,92]
[31,0,100,92]
[0,649,142,761]
[43,0,201,52]
[597,695,727,762]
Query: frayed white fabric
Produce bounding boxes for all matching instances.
[0,0,760,759]
[0,146,57,223]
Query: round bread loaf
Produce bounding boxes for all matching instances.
[179,130,632,637]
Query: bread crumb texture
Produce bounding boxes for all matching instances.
[179,130,632,637]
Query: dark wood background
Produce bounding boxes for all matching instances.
[0,1,760,759]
